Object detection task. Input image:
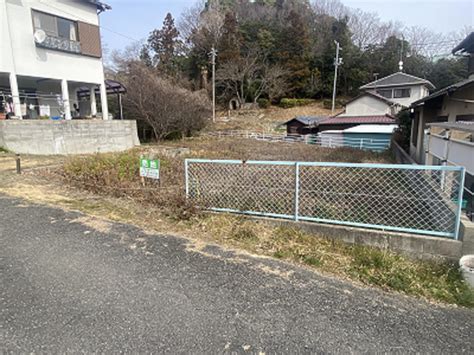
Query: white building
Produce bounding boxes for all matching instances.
[0,0,110,120]
[337,72,435,119]
[359,72,435,108]
[338,92,401,118]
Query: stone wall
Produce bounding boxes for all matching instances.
[0,120,140,155]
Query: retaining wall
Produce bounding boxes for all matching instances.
[250,216,464,261]
[0,120,140,155]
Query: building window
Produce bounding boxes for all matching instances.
[377,89,392,98]
[32,11,78,41]
[394,88,411,98]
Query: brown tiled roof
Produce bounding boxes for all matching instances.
[319,114,397,126]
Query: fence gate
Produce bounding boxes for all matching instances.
[185,159,466,239]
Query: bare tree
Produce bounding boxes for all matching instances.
[216,53,289,105]
[216,55,259,106]
[180,4,225,52]
[122,63,210,140]
[108,42,143,74]
[177,1,204,44]
[311,0,349,19]
[349,9,383,49]
[254,64,289,103]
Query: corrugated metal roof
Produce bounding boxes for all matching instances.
[284,116,327,126]
[319,115,397,126]
[360,72,435,90]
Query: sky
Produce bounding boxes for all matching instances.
[99,0,474,52]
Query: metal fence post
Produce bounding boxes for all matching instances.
[294,162,300,221]
[454,167,466,240]
[185,159,189,198]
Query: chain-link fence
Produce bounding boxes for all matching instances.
[185,159,466,239]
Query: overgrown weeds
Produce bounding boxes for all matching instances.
[62,150,200,220]
[54,142,474,307]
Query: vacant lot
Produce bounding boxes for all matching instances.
[1,138,472,307]
[161,136,393,163]
[210,101,338,133]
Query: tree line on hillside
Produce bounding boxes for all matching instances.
[109,0,471,140]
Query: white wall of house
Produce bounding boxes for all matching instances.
[340,95,391,117]
[1,0,103,83]
[410,84,474,163]
[0,0,108,119]
[366,84,430,107]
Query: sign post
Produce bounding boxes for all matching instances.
[140,157,160,186]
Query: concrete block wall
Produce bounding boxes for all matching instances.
[0,120,140,155]
[251,216,464,261]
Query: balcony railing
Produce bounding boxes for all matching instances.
[36,35,81,54]
[429,133,474,175]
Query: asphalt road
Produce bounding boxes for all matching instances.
[1,194,473,353]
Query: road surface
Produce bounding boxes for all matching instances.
[1,194,472,353]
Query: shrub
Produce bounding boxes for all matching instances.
[323,98,346,110]
[122,62,211,141]
[279,98,316,108]
[62,150,200,221]
[257,98,270,109]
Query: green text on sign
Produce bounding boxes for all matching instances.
[140,158,160,179]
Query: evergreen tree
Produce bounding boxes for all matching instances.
[147,13,182,76]
[276,10,311,97]
[139,45,153,68]
[218,12,242,64]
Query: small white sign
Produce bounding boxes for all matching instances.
[140,158,160,180]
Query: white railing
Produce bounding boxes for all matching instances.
[205,130,391,151]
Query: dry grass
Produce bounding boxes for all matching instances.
[1,139,472,307]
[211,101,339,133]
[161,136,393,164]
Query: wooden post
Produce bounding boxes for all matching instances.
[15,154,21,174]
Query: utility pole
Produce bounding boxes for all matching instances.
[331,41,342,115]
[209,47,218,123]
